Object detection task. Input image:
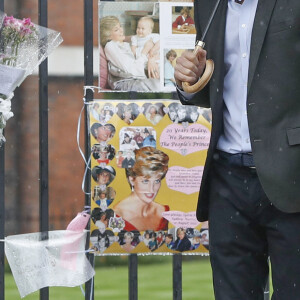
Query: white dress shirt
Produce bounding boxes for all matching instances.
[180,0,259,154]
[217,0,258,153]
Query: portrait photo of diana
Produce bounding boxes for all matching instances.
[114,146,169,232]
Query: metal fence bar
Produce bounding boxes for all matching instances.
[129,254,138,300]
[0,2,5,300]
[0,4,5,300]
[0,146,5,298]
[0,146,4,300]
[84,0,94,299]
[38,0,49,299]
[173,254,182,300]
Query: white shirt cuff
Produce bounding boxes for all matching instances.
[176,84,196,101]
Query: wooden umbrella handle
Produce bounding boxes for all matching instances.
[182,41,214,93]
[182,59,214,93]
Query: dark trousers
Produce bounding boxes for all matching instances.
[208,154,300,300]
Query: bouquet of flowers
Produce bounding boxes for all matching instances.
[0,10,63,144]
[0,16,38,67]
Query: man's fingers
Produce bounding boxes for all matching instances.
[174,54,201,86]
[174,48,207,88]
[195,48,207,59]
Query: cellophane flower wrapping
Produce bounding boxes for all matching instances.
[0,92,14,143]
[0,10,63,144]
[0,10,63,96]
[5,230,95,298]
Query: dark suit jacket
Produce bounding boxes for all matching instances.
[178,0,300,221]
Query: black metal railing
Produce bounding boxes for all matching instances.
[0,2,6,300]
[38,1,49,299]
[84,0,94,299]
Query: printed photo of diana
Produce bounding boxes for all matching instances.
[99,2,161,92]
[114,147,169,232]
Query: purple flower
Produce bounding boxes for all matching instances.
[3,16,16,26]
[4,16,23,31]
[20,27,32,36]
[22,18,32,27]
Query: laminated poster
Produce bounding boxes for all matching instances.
[88,99,212,254]
[99,1,196,93]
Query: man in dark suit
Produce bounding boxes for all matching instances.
[175,1,300,299]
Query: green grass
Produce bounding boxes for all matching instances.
[5,256,214,300]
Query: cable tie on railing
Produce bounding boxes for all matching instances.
[84,205,91,211]
[83,85,100,96]
[76,105,91,196]
[80,276,94,300]
[82,98,92,105]
[64,248,94,254]
[83,207,91,215]
[81,210,90,215]
[80,284,85,297]
[81,155,91,196]
[77,105,91,168]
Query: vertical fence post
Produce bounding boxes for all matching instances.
[173,254,182,300]
[0,146,4,300]
[0,0,5,290]
[38,0,49,299]
[0,4,5,300]
[84,0,94,299]
[129,254,138,300]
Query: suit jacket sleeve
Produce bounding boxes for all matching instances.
[176,0,211,108]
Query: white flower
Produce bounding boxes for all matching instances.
[0,98,13,121]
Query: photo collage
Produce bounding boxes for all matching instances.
[88,99,211,254]
[99,1,196,92]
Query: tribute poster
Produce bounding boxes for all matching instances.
[88,99,212,254]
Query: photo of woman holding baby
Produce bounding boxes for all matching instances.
[100,15,160,92]
[114,147,169,232]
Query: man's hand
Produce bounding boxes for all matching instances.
[174,48,207,89]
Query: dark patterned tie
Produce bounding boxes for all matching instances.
[235,0,245,4]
